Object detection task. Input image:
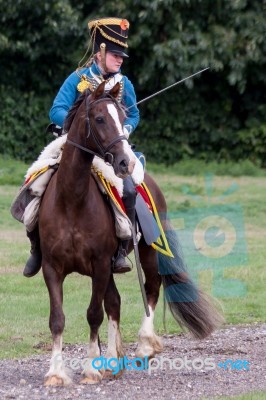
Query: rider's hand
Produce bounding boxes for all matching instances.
[123,124,132,139]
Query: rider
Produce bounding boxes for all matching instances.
[23,17,140,277]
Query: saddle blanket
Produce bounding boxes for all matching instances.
[10,135,173,257]
[95,174,173,257]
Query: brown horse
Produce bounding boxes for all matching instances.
[39,82,222,386]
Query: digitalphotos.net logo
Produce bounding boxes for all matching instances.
[55,354,250,376]
[159,174,248,299]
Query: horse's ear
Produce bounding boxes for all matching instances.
[91,81,105,100]
[109,82,120,99]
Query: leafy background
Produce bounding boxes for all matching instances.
[0,0,265,166]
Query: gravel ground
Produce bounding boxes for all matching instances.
[0,323,265,400]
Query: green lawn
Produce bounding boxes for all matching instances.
[0,156,266,360]
[212,393,266,400]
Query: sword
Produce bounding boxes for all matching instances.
[132,220,150,317]
[128,67,209,109]
[127,68,210,316]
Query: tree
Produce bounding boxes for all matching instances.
[95,0,266,165]
[0,0,84,161]
[0,0,85,91]
[0,0,265,165]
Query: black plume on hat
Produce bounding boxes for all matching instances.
[88,17,130,58]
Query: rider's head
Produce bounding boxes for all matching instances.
[88,17,130,74]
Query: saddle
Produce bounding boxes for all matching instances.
[11,136,173,257]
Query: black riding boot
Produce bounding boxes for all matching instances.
[112,177,136,274]
[23,227,42,278]
[113,239,132,273]
[112,207,136,273]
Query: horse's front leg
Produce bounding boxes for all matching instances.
[136,245,163,361]
[42,264,71,386]
[81,266,111,385]
[103,274,125,378]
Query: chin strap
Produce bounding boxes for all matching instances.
[100,43,108,74]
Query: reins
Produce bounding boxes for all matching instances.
[66,94,128,166]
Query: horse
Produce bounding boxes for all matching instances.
[39,81,222,385]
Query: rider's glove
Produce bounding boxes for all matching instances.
[46,123,63,137]
[123,124,133,139]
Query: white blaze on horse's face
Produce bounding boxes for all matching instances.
[107,104,136,176]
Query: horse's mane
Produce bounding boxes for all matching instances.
[63,89,127,133]
[64,90,87,132]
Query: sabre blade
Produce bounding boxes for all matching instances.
[129,67,210,109]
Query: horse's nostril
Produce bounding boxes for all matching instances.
[120,160,127,167]
[119,159,128,173]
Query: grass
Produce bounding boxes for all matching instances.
[0,155,27,185]
[148,159,266,177]
[211,393,266,400]
[1,155,266,185]
[0,156,266,360]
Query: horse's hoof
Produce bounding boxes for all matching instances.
[103,368,124,379]
[135,356,153,369]
[80,374,102,385]
[44,375,64,386]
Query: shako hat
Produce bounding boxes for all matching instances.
[88,17,130,58]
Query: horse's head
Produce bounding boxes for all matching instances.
[84,82,136,178]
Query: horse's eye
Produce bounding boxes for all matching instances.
[95,117,104,124]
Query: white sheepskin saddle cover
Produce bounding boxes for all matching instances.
[22,135,144,238]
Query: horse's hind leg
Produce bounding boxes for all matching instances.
[42,265,71,386]
[103,274,124,378]
[136,243,163,360]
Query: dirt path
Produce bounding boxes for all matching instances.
[0,323,265,400]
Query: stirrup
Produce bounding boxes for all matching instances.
[112,249,132,274]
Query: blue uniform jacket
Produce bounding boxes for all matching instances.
[49,62,140,134]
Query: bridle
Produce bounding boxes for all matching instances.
[66,93,128,166]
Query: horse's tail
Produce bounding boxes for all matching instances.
[159,226,224,339]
